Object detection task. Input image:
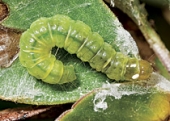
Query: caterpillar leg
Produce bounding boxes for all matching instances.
[42,60,76,84]
[25,55,76,84]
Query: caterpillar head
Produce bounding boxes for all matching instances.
[138,60,153,80]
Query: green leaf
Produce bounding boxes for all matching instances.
[0,0,139,104]
[56,79,170,121]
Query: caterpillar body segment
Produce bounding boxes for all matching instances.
[19,14,153,84]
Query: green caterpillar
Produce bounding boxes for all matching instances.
[19,14,153,84]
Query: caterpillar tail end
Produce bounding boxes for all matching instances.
[138,60,153,80]
[58,65,77,84]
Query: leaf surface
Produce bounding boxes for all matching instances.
[57,79,170,121]
[0,0,139,104]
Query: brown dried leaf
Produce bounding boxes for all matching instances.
[0,26,21,67]
[0,106,52,120]
[0,2,8,21]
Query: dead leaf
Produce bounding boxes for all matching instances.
[0,26,21,67]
